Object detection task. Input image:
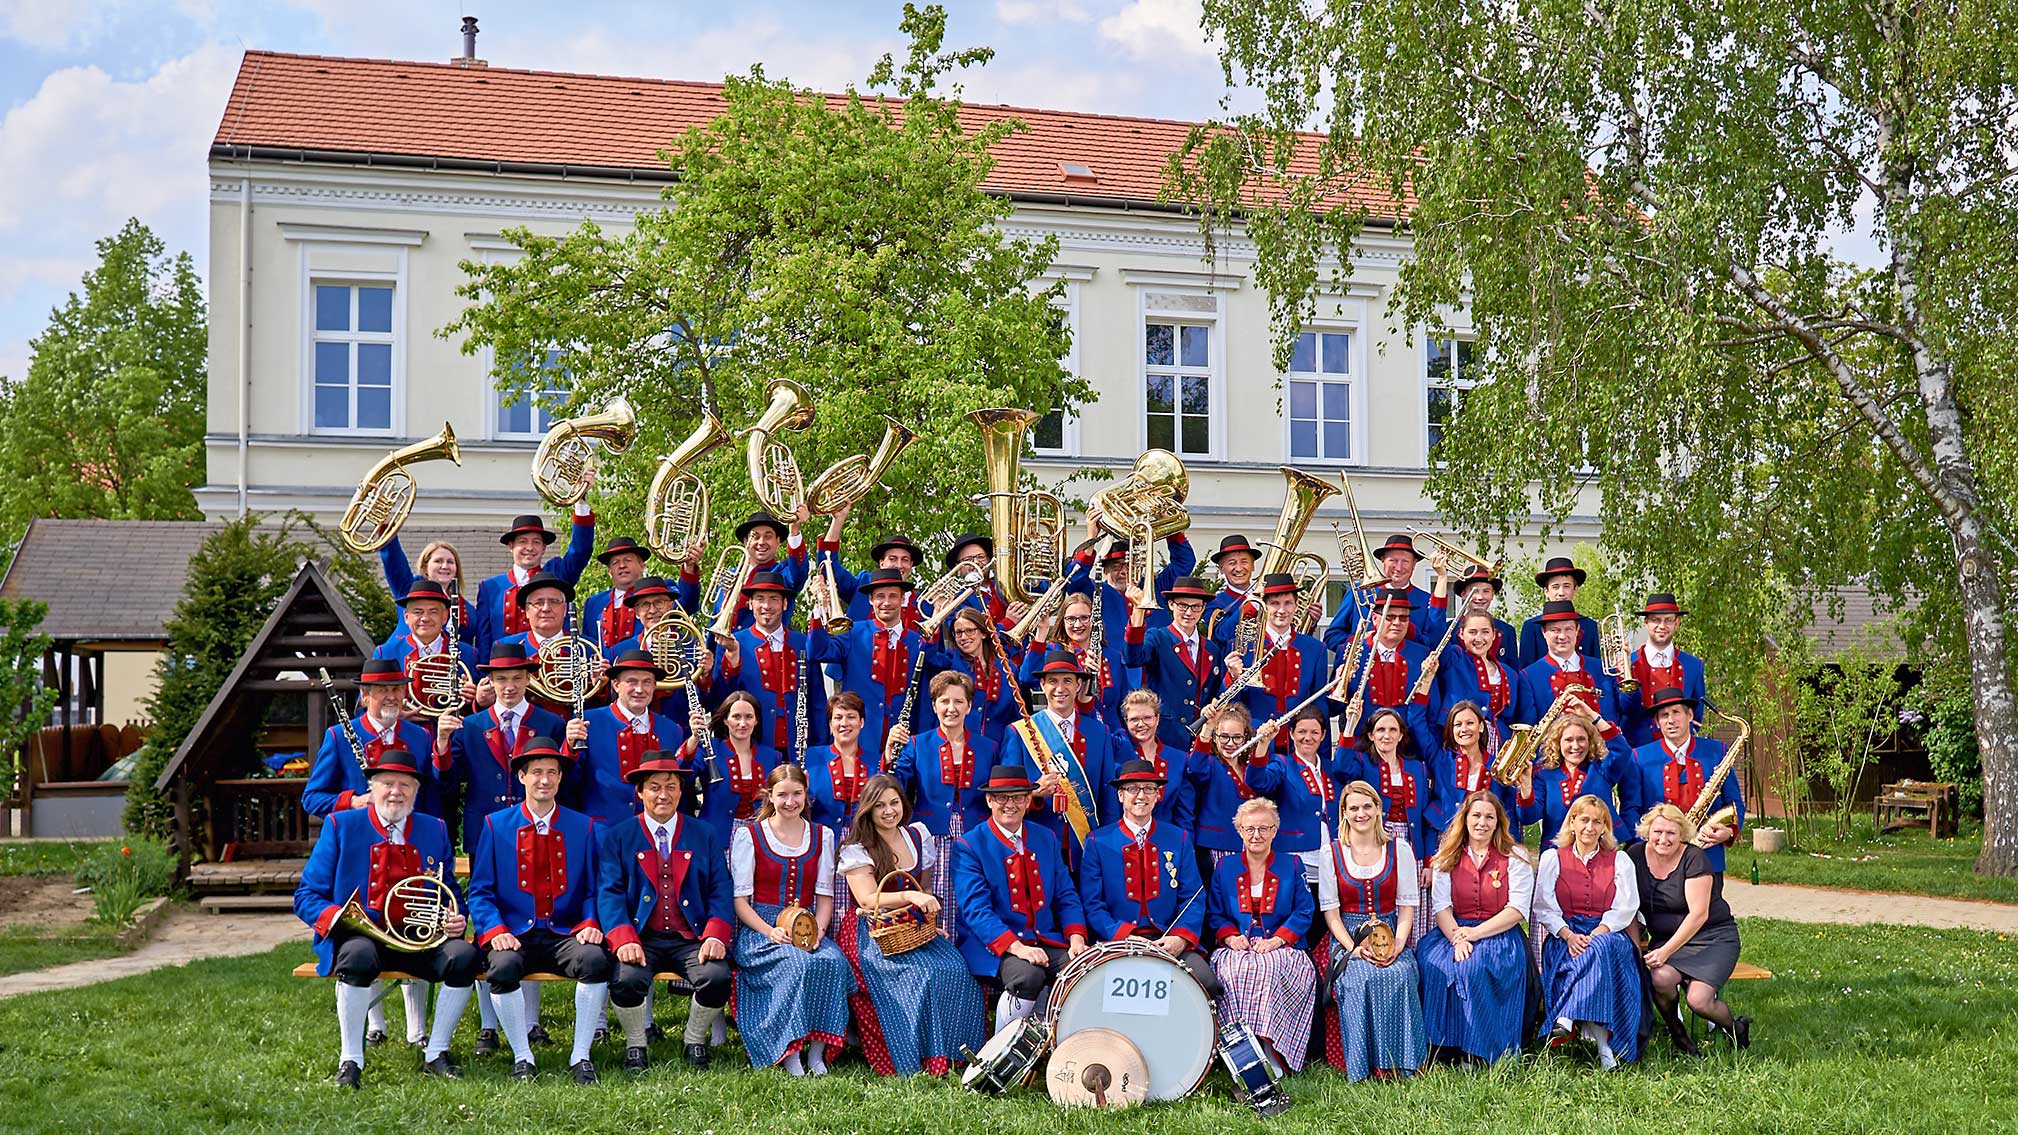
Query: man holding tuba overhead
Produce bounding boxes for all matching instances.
[295,746,480,1089]
[474,507,598,660]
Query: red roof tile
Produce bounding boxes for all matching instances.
[212,51,1404,218]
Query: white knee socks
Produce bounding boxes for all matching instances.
[686,1002,725,1047]
[366,979,387,1035]
[494,985,534,1065]
[572,983,607,1065]
[1581,1022,1618,1069]
[425,985,475,1063]
[336,983,373,1066]
[616,999,651,1049]
[524,979,543,1028]
[476,980,500,1029]
[400,981,429,1044]
[996,992,1035,1027]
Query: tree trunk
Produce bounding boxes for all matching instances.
[1957,535,2018,875]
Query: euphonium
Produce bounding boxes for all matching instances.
[1600,608,1638,694]
[1687,710,1749,832]
[738,378,814,515]
[333,863,460,951]
[338,423,461,554]
[968,408,1064,605]
[640,611,708,691]
[1336,475,1386,588]
[1289,552,1330,635]
[805,415,915,514]
[645,410,732,562]
[1090,449,1190,610]
[532,396,637,507]
[702,544,755,640]
[1405,527,1501,578]
[1494,689,1584,784]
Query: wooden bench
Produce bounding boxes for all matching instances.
[292,961,689,987]
[1731,962,1772,981]
[1874,782,1959,839]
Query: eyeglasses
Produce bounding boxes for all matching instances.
[526,597,565,609]
[1212,732,1249,743]
[1238,824,1278,836]
[1118,784,1160,795]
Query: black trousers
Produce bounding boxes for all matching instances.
[996,944,1073,1002]
[610,931,732,1009]
[331,930,481,989]
[484,927,613,993]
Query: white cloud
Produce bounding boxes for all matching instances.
[995,0,1091,25]
[479,15,895,94]
[0,0,110,50]
[1098,0,1216,62]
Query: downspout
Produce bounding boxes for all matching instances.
[236,174,251,517]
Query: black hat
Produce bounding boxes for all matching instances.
[627,750,699,786]
[625,577,675,606]
[357,658,408,685]
[479,641,538,671]
[398,579,452,608]
[735,511,789,543]
[1644,687,1698,716]
[1210,535,1261,565]
[513,571,574,607]
[1369,587,1415,613]
[870,534,926,564]
[860,567,914,595]
[1109,759,1167,789]
[1537,599,1582,623]
[979,765,1038,795]
[1260,572,1301,598]
[1534,556,1588,586]
[606,648,666,681]
[1100,540,1131,565]
[1638,592,1688,617]
[742,570,793,595]
[1455,564,1504,595]
[1375,534,1422,562]
[365,745,423,780]
[1163,576,1213,602]
[942,533,994,570]
[500,514,558,546]
[1033,648,1092,681]
[596,536,650,565]
[510,736,574,774]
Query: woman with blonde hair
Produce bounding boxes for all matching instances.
[380,537,476,647]
[1418,788,1535,1064]
[1630,802,1747,1055]
[1207,796,1318,1072]
[1534,794,1642,1068]
[1317,780,1426,1079]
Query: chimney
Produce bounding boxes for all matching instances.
[452,16,487,67]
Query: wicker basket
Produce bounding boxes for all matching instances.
[864,869,938,956]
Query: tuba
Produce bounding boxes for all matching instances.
[1237,466,1339,646]
[532,396,637,507]
[338,423,461,554]
[333,863,460,951]
[969,408,1066,605]
[805,415,916,515]
[1600,608,1638,694]
[738,379,814,515]
[640,611,708,691]
[645,410,733,562]
[1089,450,1190,609]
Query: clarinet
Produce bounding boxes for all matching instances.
[793,618,811,766]
[316,667,371,775]
[445,583,465,713]
[569,595,588,753]
[684,633,725,786]
[888,631,930,753]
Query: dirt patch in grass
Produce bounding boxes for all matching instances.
[0,875,94,932]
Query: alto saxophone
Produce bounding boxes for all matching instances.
[1687,710,1749,832]
[1494,688,1583,785]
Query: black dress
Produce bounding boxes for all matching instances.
[1627,843,1740,987]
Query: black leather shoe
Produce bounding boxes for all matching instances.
[474,1029,499,1056]
[645,1023,667,1042]
[421,1054,462,1079]
[1733,1015,1752,1050]
[527,1024,554,1046]
[683,1042,710,1070]
[623,1047,649,1074]
[335,1061,362,1089]
[593,1026,609,1045]
[510,1060,536,1081]
[364,1028,387,1047]
[571,1059,599,1085]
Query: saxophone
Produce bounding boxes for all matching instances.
[1687,711,1749,833]
[1494,689,1582,785]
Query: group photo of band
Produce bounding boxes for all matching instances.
[298,394,1750,1110]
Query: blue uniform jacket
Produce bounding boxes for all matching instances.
[944,653,1026,749]
[1186,740,1282,853]
[1630,736,1745,873]
[1000,711,1112,852]
[1518,755,1633,846]
[1017,638,1129,734]
[1322,583,1432,654]
[439,702,569,852]
[472,514,596,657]
[1516,612,1601,673]
[1079,818,1206,946]
[1205,849,1314,946]
[715,626,827,764]
[1122,622,1229,750]
[468,802,603,945]
[1104,734,1195,832]
[1061,532,1197,640]
[581,705,686,827]
[1421,596,1517,672]
[1422,744,1524,842]
[596,812,734,950]
[294,806,461,975]
[676,543,808,633]
[1428,643,1519,742]
[888,727,995,837]
[302,719,446,822]
[953,818,1088,977]
[1230,631,1331,750]
[802,743,882,832]
[1244,748,1350,853]
[808,619,947,753]
[1619,646,1711,748]
[1333,746,1437,852]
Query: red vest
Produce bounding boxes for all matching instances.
[1634,648,1686,707]
[614,715,660,782]
[1660,738,1704,806]
[601,599,637,649]
[1554,849,1616,919]
[750,822,824,908]
[1449,847,1512,922]
[1331,840,1398,917]
[1380,758,1418,825]
[515,812,568,923]
[366,839,421,911]
[645,821,696,936]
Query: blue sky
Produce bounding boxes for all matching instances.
[0,0,1243,384]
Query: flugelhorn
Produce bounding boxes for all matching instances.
[338,423,461,553]
[805,415,915,515]
[1336,474,1386,588]
[646,410,732,562]
[1599,608,1638,694]
[738,378,814,515]
[532,396,637,507]
[969,408,1065,605]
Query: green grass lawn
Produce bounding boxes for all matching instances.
[0,922,127,979]
[1738,815,2018,904]
[0,840,108,877]
[0,919,2013,1133]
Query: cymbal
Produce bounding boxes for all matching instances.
[1046,1028,1149,1110]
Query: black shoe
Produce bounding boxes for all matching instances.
[593,1026,609,1045]
[571,1059,599,1085]
[623,1047,649,1074]
[421,1054,462,1079]
[364,1028,387,1047]
[1733,1015,1752,1050]
[683,1042,710,1070]
[474,1029,499,1056]
[527,1024,554,1046]
[645,1023,667,1042]
[335,1061,362,1089]
[510,1060,536,1081]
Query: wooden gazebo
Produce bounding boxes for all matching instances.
[154,561,374,892]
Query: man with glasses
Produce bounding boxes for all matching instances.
[1079,759,1221,996]
[952,765,1089,1029]
[1123,577,1227,751]
[495,571,591,718]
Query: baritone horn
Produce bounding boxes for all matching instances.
[646,410,732,562]
[805,415,916,514]
[338,423,461,554]
[532,396,637,507]
[968,408,1065,605]
[738,378,814,514]
[1089,449,1190,610]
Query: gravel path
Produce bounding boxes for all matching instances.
[1723,880,2018,933]
[0,908,300,999]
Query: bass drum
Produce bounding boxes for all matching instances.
[1045,939,1216,1102]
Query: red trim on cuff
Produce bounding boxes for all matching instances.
[1247,748,1272,767]
[988,931,1019,956]
[477,924,510,948]
[335,790,355,811]
[606,924,641,951]
[1063,923,1088,941]
[1072,548,1094,567]
[816,537,839,552]
[313,904,342,937]
[1168,533,1189,546]
[1517,786,1536,805]
[574,512,595,526]
[1411,690,1430,706]
[1172,927,1200,948]
[1112,921,1138,941]
[702,917,733,944]
[1431,593,1449,610]
[678,566,700,583]
[1273,927,1301,946]
[1125,624,1145,644]
[1599,722,1621,740]
[1215,925,1239,944]
[571,918,601,936]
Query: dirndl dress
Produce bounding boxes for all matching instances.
[1539,915,1642,1063]
[1418,919,1531,1063]
[1326,916,1428,1080]
[730,820,857,1068]
[1213,945,1318,1072]
[932,809,965,942]
[835,822,985,1076]
[1382,820,1426,946]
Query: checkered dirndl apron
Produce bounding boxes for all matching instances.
[931,811,964,942]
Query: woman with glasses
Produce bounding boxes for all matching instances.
[1187,704,1282,878]
[941,606,1024,748]
[1020,591,1128,732]
[1419,788,1535,1065]
[1207,796,1318,1073]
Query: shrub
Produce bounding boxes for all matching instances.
[75,834,175,924]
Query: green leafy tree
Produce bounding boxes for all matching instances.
[443,5,1083,572]
[1170,0,2018,875]
[0,219,206,555]
[0,600,61,801]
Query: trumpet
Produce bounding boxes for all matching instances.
[1599,608,1638,694]
[532,396,637,507]
[640,611,708,691]
[1007,576,1072,641]
[1336,475,1386,588]
[738,378,813,515]
[806,555,853,635]
[969,408,1066,605]
[805,415,915,514]
[1405,527,1501,578]
[338,423,461,554]
[645,410,732,563]
[702,544,755,640]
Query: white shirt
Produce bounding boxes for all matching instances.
[374,807,407,844]
[730,819,837,899]
[615,704,652,734]
[367,713,400,743]
[1644,644,1674,669]
[1551,652,1583,672]
[1533,846,1640,936]
[412,636,443,658]
[879,621,904,649]
[1429,848,1536,919]
[1316,837,1421,912]
[1269,628,1295,649]
[525,803,556,835]
[647,813,682,853]
[1042,708,1075,746]
[510,565,533,586]
[1122,816,1153,843]
[1373,642,1399,663]
[760,625,786,651]
[997,823,1026,854]
[496,701,525,734]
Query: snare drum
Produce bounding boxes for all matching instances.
[1216,1020,1291,1117]
[960,1016,1051,1094]
[1044,939,1216,1102]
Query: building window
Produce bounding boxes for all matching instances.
[311,283,395,432]
[496,348,573,439]
[1288,330,1353,462]
[1032,297,1077,454]
[1424,335,1478,457]
[1144,319,1212,456]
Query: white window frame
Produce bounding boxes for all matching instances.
[492,346,575,441]
[1132,282,1228,460]
[285,225,420,438]
[1421,331,1480,465]
[1031,275,1086,457]
[1282,316,1369,467]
